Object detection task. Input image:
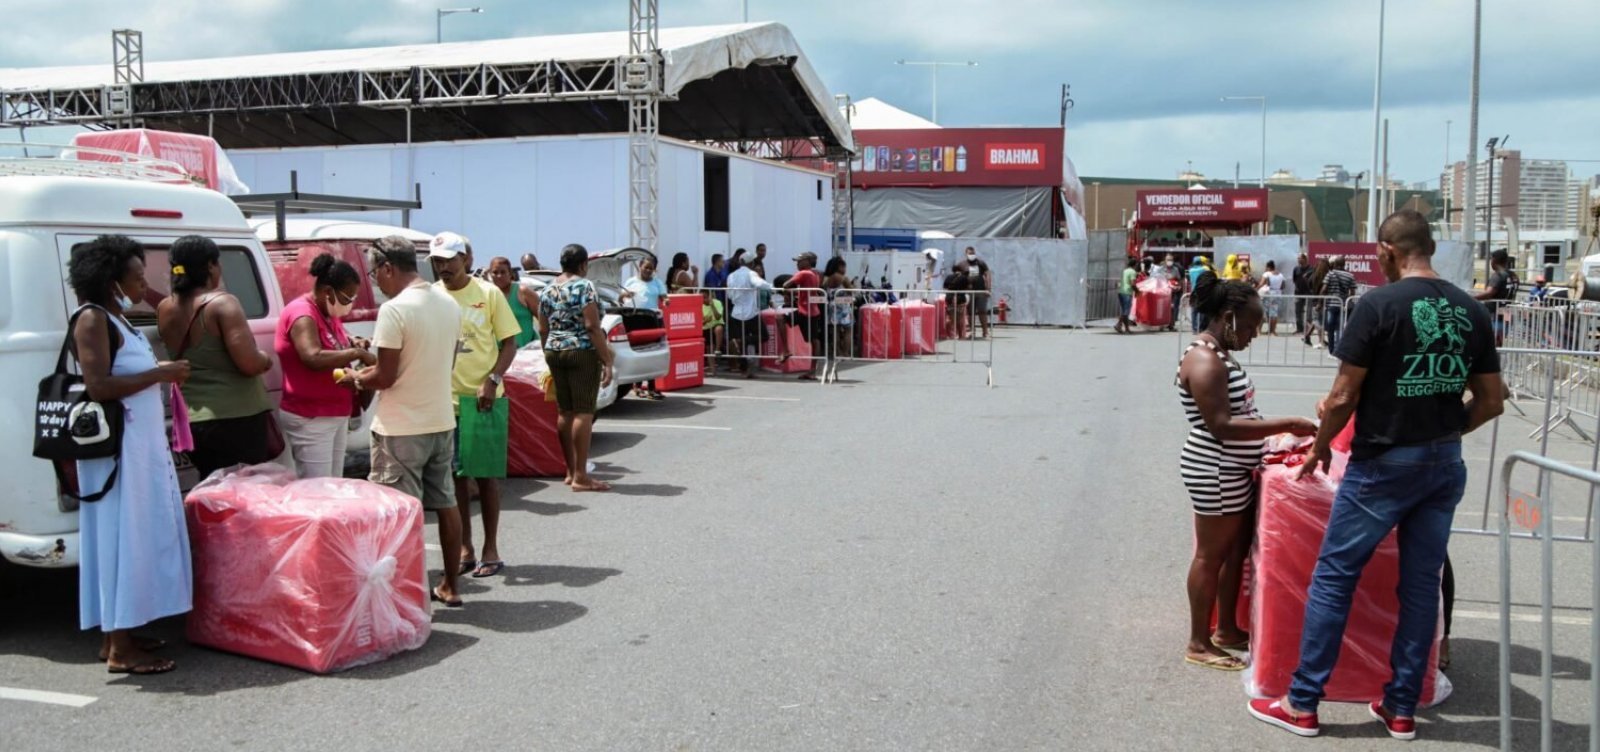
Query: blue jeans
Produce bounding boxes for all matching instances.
[1117,293,1132,317]
[1288,440,1466,717]
[1324,307,1344,350]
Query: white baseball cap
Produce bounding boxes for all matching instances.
[429,231,470,259]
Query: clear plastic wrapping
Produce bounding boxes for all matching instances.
[504,351,569,478]
[1134,278,1173,327]
[183,464,431,674]
[1244,451,1450,706]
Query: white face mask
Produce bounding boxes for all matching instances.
[114,282,135,311]
[967,254,978,262]
[329,298,355,319]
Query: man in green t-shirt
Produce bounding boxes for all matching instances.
[701,288,726,374]
[431,232,521,580]
[1116,257,1138,334]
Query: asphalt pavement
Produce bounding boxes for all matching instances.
[1,326,1593,750]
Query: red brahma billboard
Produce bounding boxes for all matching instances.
[851,127,1064,188]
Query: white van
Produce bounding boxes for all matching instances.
[0,174,282,569]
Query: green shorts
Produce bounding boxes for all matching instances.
[369,430,456,510]
[545,348,601,414]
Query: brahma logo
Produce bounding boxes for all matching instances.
[670,312,696,328]
[984,143,1044,171]
[1232,198,1262,210]
[674,360,699,377]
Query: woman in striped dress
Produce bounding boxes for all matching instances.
[1177,272,1316,671]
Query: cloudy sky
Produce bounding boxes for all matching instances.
[3,0,1596,186]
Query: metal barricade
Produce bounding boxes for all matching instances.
[1172,293,1347,369]
[1494,451,1600,752]
[699,285,994,387]
[1085,277,1124,322]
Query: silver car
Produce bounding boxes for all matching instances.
[520,247,669,407]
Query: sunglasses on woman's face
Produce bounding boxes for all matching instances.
[334,289,358,305]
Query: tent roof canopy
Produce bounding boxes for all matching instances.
[0,23,852,153]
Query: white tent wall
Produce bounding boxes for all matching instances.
[1434,240,1474,289]
[228,134,831,277]
[953,237,1086,327]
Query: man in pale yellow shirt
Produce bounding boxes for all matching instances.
[431,232,521,581]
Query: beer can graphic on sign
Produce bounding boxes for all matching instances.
[903,148,918,172]
[944,147,957,172]
[955,145,967,172]
[890,148,903,172]
[919,148,932,172]
[858,146,872,172]
[932,146,944,172]
[877,146,889,172]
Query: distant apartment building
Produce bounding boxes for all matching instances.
[1441,151,1580,234]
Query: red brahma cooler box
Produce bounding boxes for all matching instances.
[1134,279,1173,328]
[662,294,703,342]
[859,304,904,360]
[504,354,567,478]
[660,338,705,391]
[899,301,939,355]
[1245,428,1449,707]
[759,309,812,373]
[184,465,431,674]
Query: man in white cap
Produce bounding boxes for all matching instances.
[430,231,521,582]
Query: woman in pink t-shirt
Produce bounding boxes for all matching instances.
[274,254,376,478]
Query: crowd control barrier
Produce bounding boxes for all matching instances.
[1494,451,1600,752]
[696,286,994,387]
[1172,294,1354,370]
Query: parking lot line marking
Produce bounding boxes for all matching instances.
[1454,609,1593,627]
[0,687,97,708]
[1256,390,1329,397]
[632,424,732,431]
[678,394,800,402]
[424,543,442,552]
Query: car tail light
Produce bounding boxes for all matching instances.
[608,324,628,343]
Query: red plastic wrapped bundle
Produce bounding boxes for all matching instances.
[662,294,703,341]
[660,339,705,391]
[1246,459,1450,706]
[935,298,951,340]
[759,309,813,373]
[504,353,567,478]
[184,465,431,674]
[899,301,939,355]
[859,304,904,360]
[1134,278,1173,327]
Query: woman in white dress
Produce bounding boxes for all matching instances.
[67,235,193,675]
[1259,260,1288,337]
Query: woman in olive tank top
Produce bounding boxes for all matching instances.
[156,235,277,480]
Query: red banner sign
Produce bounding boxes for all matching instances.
[1135,188,1270,226]
[851,127,1063,187]
[1308,242,1386,287]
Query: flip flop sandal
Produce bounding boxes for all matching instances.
[108,658,176,675]
[1212,634,1252,651]
[1185,653,1247,672]
[430,586,464,608]
[99,636,167,661]
[457,558,477,576]
[471,560,506,578]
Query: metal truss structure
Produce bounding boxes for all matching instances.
[626,0,661,253]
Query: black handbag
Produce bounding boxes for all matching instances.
[34,305,123,502]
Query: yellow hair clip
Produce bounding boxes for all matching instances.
[172,265,186,275]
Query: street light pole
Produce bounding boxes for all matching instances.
[1221,96,1267,187]
[1367,0,1385,241]
[896,60,978,125]
[436,7,483,43]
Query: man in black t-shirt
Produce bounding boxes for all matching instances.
[953,246,992,339]
[1292,253,1314,334]
[1474,249,1518,345]
[1249,211,1506,741]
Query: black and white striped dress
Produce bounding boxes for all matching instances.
[1177,339,1263,516]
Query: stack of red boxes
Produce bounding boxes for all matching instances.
[899,301,939,355]
[859,304,904,360]
[659,294,705,391]
[503,353,566,478]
